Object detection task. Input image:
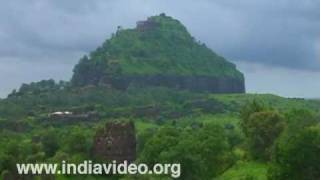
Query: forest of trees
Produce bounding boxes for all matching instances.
[1,81,320,179]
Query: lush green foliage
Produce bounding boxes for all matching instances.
[71,14,244,86]
[240,101,285,161]
[9,79,68,97]
[140,124,234,179]
[268,110,320,180]
[240,101,280,160]
[248,111,285,160]
[217,161,268,180]
[1,80,320,179]
[269,126,320,180]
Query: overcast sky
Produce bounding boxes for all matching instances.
[0,0,319,98]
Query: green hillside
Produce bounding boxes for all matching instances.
[71,14,244,87]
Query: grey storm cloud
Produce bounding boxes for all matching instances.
[0,0,319,97]
[0,0,319,68]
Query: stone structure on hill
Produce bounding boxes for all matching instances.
[93,121,136,162]
[136,19,160,32]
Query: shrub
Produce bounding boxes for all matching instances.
[140,124,234,179]
[269,126,320,180]
[241,110,285,160]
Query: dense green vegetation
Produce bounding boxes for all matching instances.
[216,161,268,180]
[1,80,320,179]
[71,14,244,87]
[140,124,234,179]
[240,102,285,161]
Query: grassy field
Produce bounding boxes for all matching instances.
[216,161,268,180]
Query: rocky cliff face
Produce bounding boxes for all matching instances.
[106,75,245,93]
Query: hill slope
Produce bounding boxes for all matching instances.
[71,14,245,93]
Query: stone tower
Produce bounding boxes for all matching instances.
[93,121,136,162]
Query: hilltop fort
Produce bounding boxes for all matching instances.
[71,14,245,93]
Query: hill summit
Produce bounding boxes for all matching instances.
[71,13,245,93]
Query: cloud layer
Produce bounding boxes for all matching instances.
[0,0,319,97]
